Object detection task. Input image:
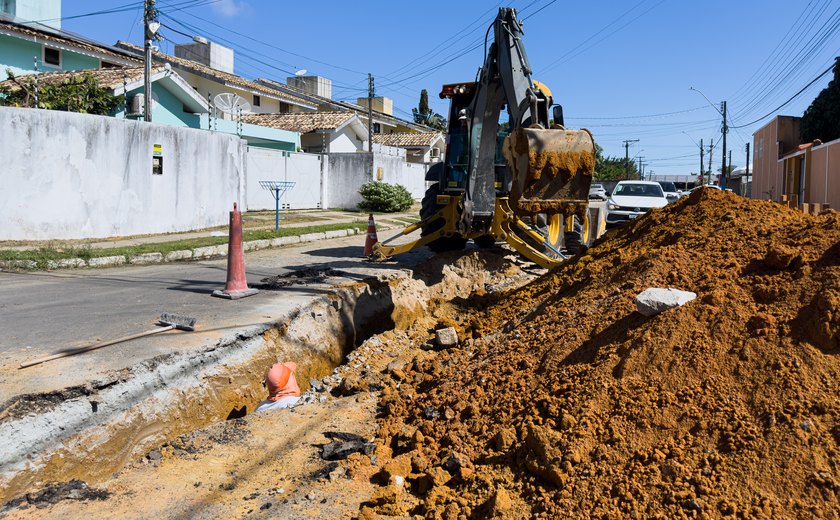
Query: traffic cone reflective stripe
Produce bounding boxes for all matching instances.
[363,213,378,257]
[212,202,259,300]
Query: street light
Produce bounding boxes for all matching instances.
[689,87,722,116]
[689,86,728,189]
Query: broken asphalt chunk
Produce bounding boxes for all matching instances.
[320,431,375,460]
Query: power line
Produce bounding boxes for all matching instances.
[380,2,502,80]
[539,0,665,73]
[729,0,828,104]
[567,106,707,121]
[522,0,560,20]
[171,8,369,77]
[732,5,840,121]
[579,118,718,128]
[730,62,836,129]
[18,0,219,24]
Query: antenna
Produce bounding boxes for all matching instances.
[212,93,251,115]
[294,69,307,76]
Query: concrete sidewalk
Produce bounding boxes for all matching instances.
[1,208,419,252]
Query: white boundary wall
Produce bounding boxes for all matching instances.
[0,107,247,240]
[325,147,429,210]
[1,107,433,239]
[246,148,323,211]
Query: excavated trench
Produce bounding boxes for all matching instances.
[0,251,526,504]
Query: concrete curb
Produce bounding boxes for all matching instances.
[0,225,402,272]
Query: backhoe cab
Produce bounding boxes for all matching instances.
[371,8,596,269]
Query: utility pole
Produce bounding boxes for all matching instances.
[707,140,714,185]
[623,139,639,179]
[727,150,732,187]
[745,142,750,184]
[699,138,705,180]
[637,156,645,180]
[720,101,728,189]
[143,0,158,122]
[367,73,374,179]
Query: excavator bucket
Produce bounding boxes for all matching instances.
[504,127,596,218]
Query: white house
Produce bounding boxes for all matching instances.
[243,111,369,153]
[373,132,444,164]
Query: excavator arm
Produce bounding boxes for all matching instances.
[462,7,548,234]
[371,8,597,269]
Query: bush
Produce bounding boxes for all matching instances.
[358,182,414,213]
[1,71,123,114]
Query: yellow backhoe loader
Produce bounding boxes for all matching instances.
[372,8,596,269]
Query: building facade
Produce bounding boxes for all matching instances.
[752,115,840,208]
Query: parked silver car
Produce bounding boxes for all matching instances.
[589,183,608,200]
[657,181,680,203]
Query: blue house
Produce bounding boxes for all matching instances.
[0,5,139,76]
[0,66,209,126]
[0,2,301,150]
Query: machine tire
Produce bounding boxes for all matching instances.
[564,213,591,255]
[421,183,468,253]
[474,235,497,248]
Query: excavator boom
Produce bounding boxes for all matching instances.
[371,8,597,268]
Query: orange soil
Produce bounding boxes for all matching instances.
[373,189,840,518]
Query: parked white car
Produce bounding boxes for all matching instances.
[606,181,669,226]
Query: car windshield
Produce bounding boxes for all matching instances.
[591,184,603,189]
[658,181,677,192]
[613,183,664,197]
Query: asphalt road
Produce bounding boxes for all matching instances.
[0,233,432,401]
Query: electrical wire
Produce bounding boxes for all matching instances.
[539,0,665,74]
[170,8,369,77]
[728,0,828,104]
[731,5,840,121]
[730,62,836,129]
[567,106,707,121]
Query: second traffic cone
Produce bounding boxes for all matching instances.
[212,202,259,300]
[363,213,378,257]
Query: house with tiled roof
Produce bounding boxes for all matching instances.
[0,12,139,76]
[374,132,444,164]
[1,65,210,127]
[256,77,433,135]
[1,63,300,150]
[243,111,368,153]
[115,41,317,117]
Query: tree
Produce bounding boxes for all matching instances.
[594,143,638,180]
[800,59,840,143]
[0,70,123,115]
[419,88,430,116]
[412,88,447,131]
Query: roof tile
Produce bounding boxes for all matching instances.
[373,132,443,147]
[115,41,316,109]
[0,66,158,91]
[242,112,355,133]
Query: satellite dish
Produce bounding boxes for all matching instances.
[213,93,251,115]
[294,69,307,76]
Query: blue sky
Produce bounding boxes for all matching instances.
[60,0,840,176]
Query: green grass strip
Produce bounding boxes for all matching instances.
[0,221,367,267]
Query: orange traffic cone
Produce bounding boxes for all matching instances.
[363,213,378,257]
[212,202,259,300]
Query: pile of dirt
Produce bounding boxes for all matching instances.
[372,189,840,518]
